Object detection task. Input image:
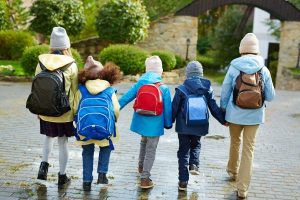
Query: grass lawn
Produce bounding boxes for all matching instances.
[289,68,300,75]
[0,60,28,76]
[204,70,225,85]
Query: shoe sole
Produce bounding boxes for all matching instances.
[178,186,187,191]
[189,170,200,175]
[37,175,47,180]
[140,184,154,189]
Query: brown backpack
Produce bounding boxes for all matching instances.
[233,70,264,109]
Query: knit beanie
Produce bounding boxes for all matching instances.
[145,56,163,75]
[239,33,260,54]
[50,27,71,49]
[84,56,103,76]
[186,61,203,78]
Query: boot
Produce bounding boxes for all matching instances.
[37,162,49,180]
[83,182,92,192]
[97,173,108,184]
[58,173,70,188]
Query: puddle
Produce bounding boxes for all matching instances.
[205,135,226,140]
[9,163,31,173]
[290,113,300,118]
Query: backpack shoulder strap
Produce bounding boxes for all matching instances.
[177,85,189,97]
[38,61,47,71]
[103,87,117,97]
[79,85,90,98]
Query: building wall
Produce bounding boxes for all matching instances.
[276,21,300,90]
[137,16,198,60]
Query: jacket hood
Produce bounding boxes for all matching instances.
[231,55,264,74]
[183,78,211,95]
[139,72,162,83]
[38,54,74,71]
[85,79,110,95]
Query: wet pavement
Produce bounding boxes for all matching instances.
[0,81,299,200]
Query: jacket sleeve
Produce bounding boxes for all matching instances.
[73,90,81,115]
[207,87,226,125]
[162,86,172,129]
[220,67,234,109]
[263,69,276,102]
[171,89,182,123]
[112,93,120,122]
[70,63,79,116]
[118,82,141,110]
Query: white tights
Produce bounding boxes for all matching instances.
[42,136,69,175]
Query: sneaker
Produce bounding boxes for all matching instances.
[227,170,237,181]
[237,190,248,199]
[58,173,70,188]
[140,178,154,189]
[138,165,143,173]
[97,173,108,184]
[189,164,200,175]
[83,182,91,192]
[178,181,188,191]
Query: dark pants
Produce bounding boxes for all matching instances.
[177,134,201,182]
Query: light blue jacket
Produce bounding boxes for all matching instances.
[220,55,275,125]
[119,72,172,137]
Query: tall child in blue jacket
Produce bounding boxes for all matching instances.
[119,56,172,189]
[172,61,226,191]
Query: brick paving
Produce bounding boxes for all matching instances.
[0,81,299,200]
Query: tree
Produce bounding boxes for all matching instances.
[29,0,85,37]
[5,0,29,30]
[95,0,149,44]
[211,6,252,67]
[0,0,9,30]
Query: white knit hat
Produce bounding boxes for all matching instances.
[145,56,163,75]
[50,27,70,49]
[239,33,260,54]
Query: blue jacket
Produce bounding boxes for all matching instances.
[172,77,226,136]
[220,55,275,125]
[119,72,172,137]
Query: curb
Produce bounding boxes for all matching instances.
[0,75,32,82]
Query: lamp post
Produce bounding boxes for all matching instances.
[297,43,300,69]
[186,38,191,61]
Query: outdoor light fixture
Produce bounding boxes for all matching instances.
[186,38,191,61]
[297,43,300,69]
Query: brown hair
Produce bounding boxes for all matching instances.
[78,62,122,85]
[50,48,73,57]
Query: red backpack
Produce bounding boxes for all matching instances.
[133,82,163,116]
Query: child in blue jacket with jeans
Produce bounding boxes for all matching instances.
[119,56,172,189]
[172,61,226,191]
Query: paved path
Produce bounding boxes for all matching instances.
[0,81,299,200]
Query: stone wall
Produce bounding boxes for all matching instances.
[137,16,198,60]
[71,37,110,59]
[276,21,300,90]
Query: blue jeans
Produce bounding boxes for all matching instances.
[82,144,111,182]
[177,134,201,182]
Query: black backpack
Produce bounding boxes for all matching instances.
[26,61,72,117]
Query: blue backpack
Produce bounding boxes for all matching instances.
[177,85,209,126]
[75,85,116,150]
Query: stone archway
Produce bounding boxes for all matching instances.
[138,0,300,90]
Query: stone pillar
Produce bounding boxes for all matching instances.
[276,21,300,90]
[137,16,198,60]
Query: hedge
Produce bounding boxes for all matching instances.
[0,30,36,60]
[99,44,149,75]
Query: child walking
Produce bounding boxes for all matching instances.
[172,61,226,191]
[73,56,121,191]
[119,56,172,189]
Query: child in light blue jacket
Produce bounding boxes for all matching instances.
[119,56,172,189]
[220,33,275,199]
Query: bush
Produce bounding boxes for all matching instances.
[20,45,49,75]
[99,44,149,75]
[70,48,83,69]
[151,50,176,72]
[0,30,36,60]
[21,45,83,75]
[96,0,149,44]
[197,55,221,71]
[30,0,85,36]
[174,55,186,69]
